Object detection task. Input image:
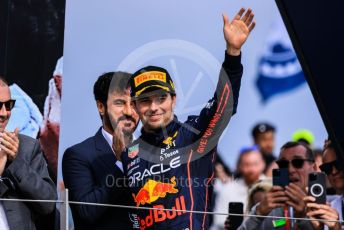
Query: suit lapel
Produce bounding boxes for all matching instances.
[94,128,124,176]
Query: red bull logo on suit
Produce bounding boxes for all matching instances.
[132,176,178,206]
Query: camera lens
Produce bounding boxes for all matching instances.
[310,184,324,197]
[314,186,321,194]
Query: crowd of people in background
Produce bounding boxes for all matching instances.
[210,122,344,230]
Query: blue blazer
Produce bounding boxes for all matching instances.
[62,128,135,230]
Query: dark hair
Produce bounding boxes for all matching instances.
[323,139,334,151]
[280,141,314,161]
[93,71,131,105]
[322,140,338,160]
[252,122,276,140]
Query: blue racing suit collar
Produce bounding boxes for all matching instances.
[140,115,181,145]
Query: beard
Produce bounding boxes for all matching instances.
[103,111,115,133]
[103,109,137,136]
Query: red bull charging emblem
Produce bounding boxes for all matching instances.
[132,176,178,207]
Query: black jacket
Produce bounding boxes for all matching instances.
[1,134,57,230]
[63,129,136,230]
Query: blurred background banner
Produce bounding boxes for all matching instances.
[58,0,327,175]
[255,17,306,103]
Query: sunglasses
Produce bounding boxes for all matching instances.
[0,99,16,111]
[276,158,314,169]
[319,160,344,175]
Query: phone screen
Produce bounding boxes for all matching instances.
[228,202,244,230]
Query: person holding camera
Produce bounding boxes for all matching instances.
[237,141,315,230]
[304,140,344,230]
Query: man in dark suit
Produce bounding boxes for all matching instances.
[62,72,140,230]
[0,77,57,230]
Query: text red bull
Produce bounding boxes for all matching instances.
[138,195,187,229]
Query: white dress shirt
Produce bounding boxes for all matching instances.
[101,128,124,172]
[324,195,344,230]
[0,202,9,230]
[211,175,266,230]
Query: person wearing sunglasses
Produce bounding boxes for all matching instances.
[0,99,15,133]
[0,77,57,230]
[238,141,315,230]
[319,141,344,195]
[304,141,344,230]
